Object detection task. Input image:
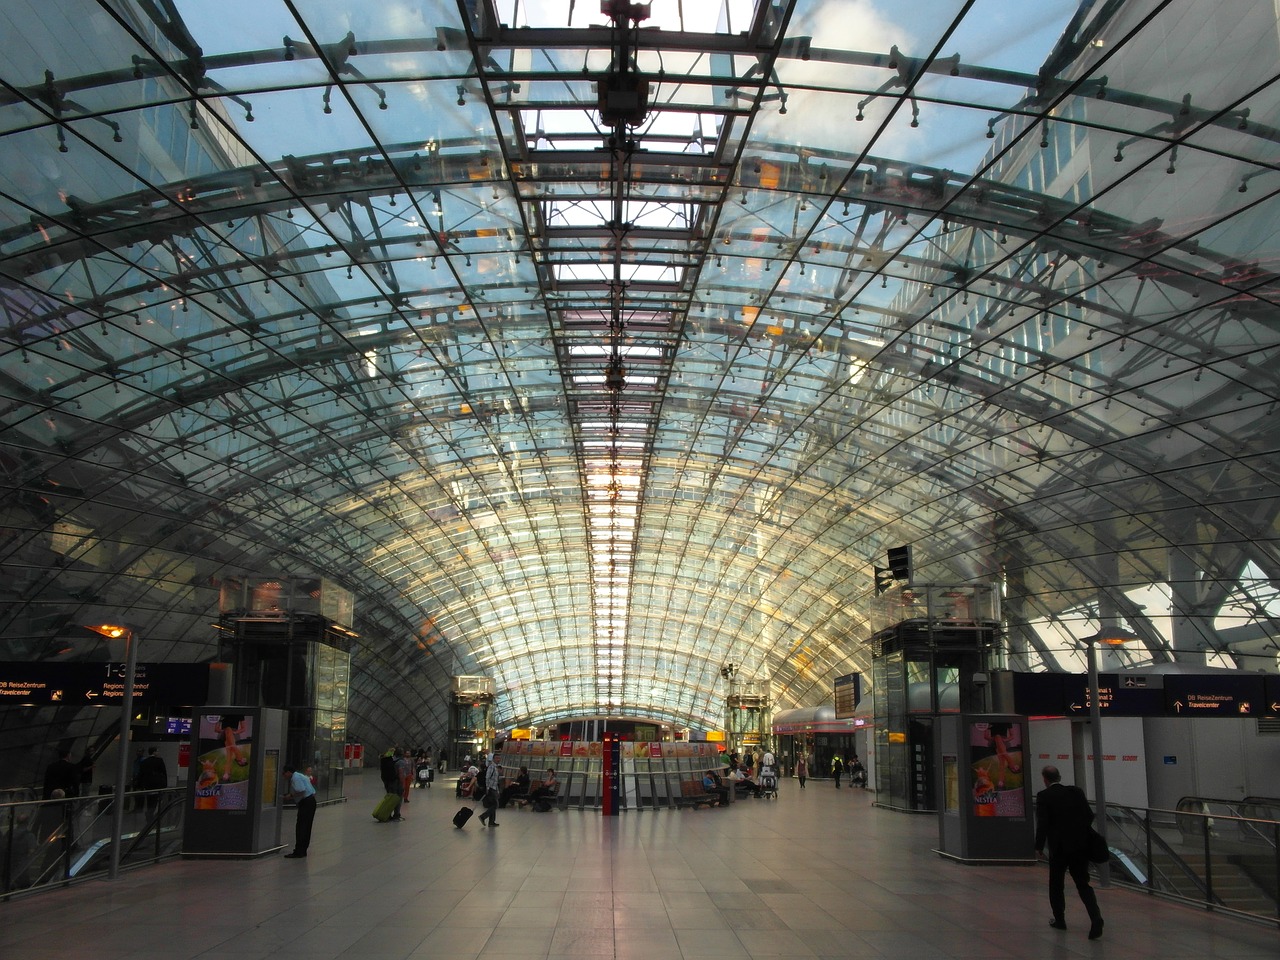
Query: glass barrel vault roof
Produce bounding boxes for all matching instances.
[0,0,1277,746]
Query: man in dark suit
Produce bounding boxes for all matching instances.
[1034,765,1104,939]
[42,747,81,799]
[137,748,169,811]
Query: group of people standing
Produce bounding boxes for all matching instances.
[376,746,440,814]
[378,748,415,820]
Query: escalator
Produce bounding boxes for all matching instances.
[1102,797,1279,922]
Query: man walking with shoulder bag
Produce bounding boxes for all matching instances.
[1034,765,1104,940]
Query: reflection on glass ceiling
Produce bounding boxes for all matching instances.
[1,0,1278,745]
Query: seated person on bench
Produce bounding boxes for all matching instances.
[702,769,729,806]
[525,768,559,806]
[729,765,760,798]
[499,766,530,807]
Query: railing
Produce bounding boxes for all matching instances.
[1,787,186,900]
[1102,799,1279,926]
[553,766,756,811]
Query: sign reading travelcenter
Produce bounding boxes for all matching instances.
[0,662,210,705]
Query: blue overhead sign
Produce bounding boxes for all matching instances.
[1011,672,1069,716]
[1010,672,1269,719]
[1164,674,1265,717]
[1267,676,1280,718]
[0,662,210,705]
[1062,674,1165,717]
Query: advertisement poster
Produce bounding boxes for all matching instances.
[261,749,279,806]
[193,714,253,811]
[969,721,1025,817]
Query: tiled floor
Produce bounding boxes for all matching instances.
[3,776,1276,959]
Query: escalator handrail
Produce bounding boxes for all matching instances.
[1176,796,1280,820]
[1107,803,1221,906]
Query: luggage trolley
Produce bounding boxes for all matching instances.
[849,759,867,789]
[758,764,779,799]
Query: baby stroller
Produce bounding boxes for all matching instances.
[758,764,778,799]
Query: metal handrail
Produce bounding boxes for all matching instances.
[2,787,185,901]
[1175,797,1280,849]
[1104,801,1279,925]
[1107,805,1218,903]
[1178,796,1280,822]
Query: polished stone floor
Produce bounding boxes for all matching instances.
[2,775,1275,960]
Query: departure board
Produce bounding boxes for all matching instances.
[834,672,861,718]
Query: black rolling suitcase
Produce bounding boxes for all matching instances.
[452,806,474,829]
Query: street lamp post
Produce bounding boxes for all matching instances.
[1081,628,1136,888]
[87,623,137,881]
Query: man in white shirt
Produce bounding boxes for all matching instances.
[282,764,317,858]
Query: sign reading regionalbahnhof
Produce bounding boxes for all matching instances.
[0,662,210,705]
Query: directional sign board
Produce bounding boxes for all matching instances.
[1012,671,1168,718]
[1267,676,1280,719]
[1062,674,1166,717]
[0,662,210,706]
[1164,674,1265,717]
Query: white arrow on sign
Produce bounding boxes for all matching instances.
[1173,700,1184,712]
